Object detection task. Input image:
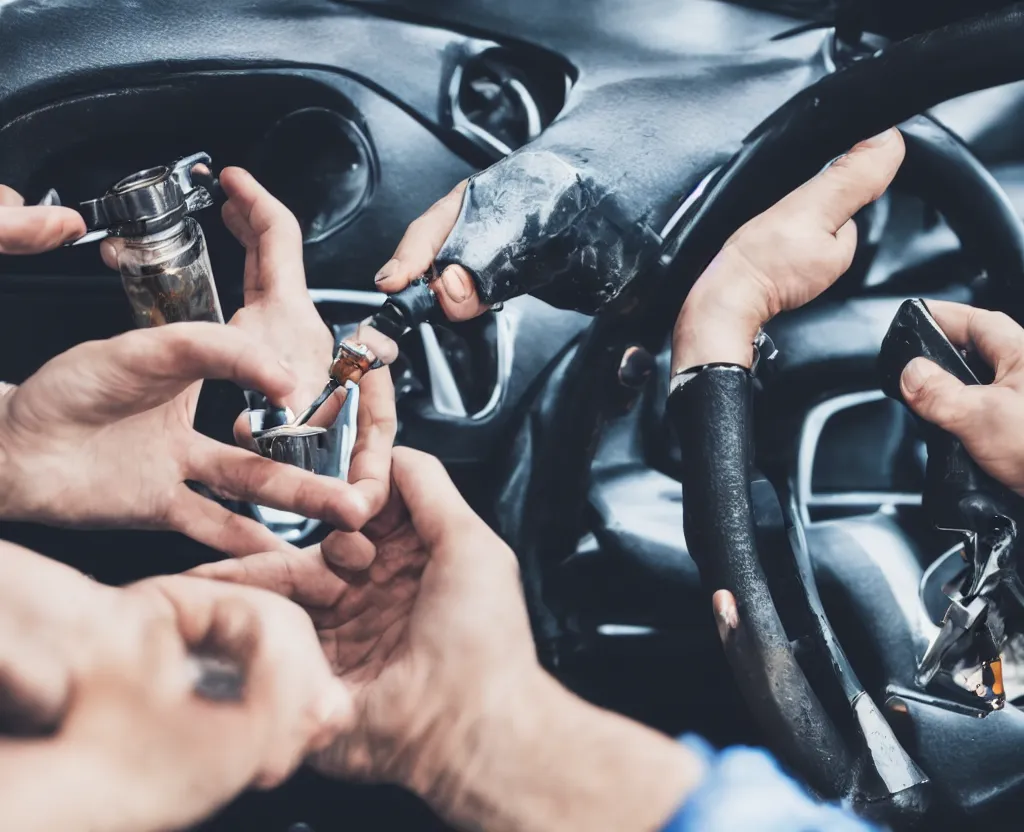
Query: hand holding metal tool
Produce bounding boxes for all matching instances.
[880,299,1024,711]
[284,277,442,430]
[63,152,224,328]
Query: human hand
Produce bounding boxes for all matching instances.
[899,301,1024,496]
[373,180,489,321]
[192,449,702,831]
[99,166,353,440]
[672,128,906,373]
[217,167,368,439]
[0,185,85,254]
[0,541,350,832]
[191,448,538,786]
[0,322,385,555]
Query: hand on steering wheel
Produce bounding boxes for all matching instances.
[671,128,906,373]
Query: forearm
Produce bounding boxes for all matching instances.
[421,671,706,832]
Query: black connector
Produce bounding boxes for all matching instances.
[369,278,441,340]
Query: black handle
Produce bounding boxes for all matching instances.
[879,299,1012,532]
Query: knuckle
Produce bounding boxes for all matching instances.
[830,156,888,203]
[254,759,293,790]
[920,388,963,427]
[988,310,1017,335]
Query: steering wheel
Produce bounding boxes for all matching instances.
[461,4,1024,829]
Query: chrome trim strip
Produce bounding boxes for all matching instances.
[419,323,468,417]
[308,288,386,306]
[658,167,721,243]
[797,389,921,525]
[807,492,923,507]
[597,624,657,637]
[471,308,514,420]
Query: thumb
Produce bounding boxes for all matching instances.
[432,263,486,322]
[0,205,86,254]
[900,357,980,434]
[391,447,482,548]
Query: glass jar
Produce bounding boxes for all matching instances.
[116,217,224,327]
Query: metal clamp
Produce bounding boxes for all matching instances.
[72,152,215,245]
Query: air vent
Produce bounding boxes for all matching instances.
[248,107,377,243]
[448,46,572,160]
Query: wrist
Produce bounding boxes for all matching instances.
[671,248,770,373]
[672,293,763,373]
[420,668,706,832]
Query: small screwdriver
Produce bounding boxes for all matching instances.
[291,278,443,427]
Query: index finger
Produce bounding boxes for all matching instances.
[219,167,305,297]
[347,367,397,520]
[925,300,1024,380]
[770,129,905,233]
[85,324,297,413]
[0,205,86,254]
[186,438,379,532]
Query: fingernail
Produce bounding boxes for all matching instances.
[902,358,938,394]
[861,128,896,147]
[713,590,738,632]
[374,259,399,284]
[278,358,292,373]
[355,321,399,365]
[440,265,471,304]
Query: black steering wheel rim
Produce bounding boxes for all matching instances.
[496,3,1024,827]
[665,2,1024,823]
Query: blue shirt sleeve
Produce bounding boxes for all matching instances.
[661,735,881,832]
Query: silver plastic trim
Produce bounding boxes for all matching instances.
[851,691,929,794]
[419,323,469,417]
[658,167,721,243]
[797,389,922,526]
[472,307,516,421]
[447,47,547,160]
[821,28,838,74]
[308,288,386,307]
[597,624,657,637]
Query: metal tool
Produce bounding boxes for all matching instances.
[288,278,441,430]
[880,299,1024,712]
[67,152,223,328]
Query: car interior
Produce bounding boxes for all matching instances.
[3,0,1024,828]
